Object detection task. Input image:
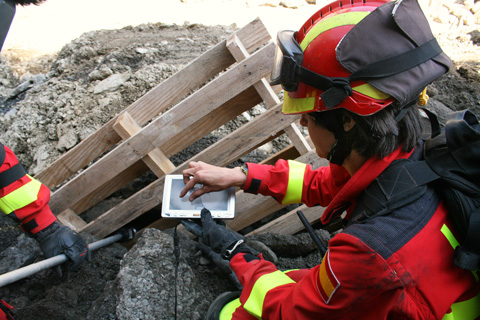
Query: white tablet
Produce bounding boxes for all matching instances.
[161,174,236,219]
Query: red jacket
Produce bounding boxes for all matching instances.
[0,144,56,234]
[230,146,480,319]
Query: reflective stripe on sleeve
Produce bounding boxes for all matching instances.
[219,298,241,320]
[0,175,41,215]
[282,160,306,205]
[243,270,296,319]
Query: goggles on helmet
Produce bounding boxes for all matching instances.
[270,30,304,92]
[270,30,356,109]
[270,30,335,94]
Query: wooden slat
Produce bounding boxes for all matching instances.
[283,123,312,155]
[226,33,310,156]
[227,34,280,109]
[57,209,87,232]
[70,160,148,214]
[113,112,176,177]
[246,204,324,236]
[49,42,276,215]
[35,18,272,189]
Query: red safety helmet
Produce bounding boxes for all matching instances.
[271,0,451,116]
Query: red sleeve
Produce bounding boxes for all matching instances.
[243,160,350,207]
[0,145,56,234]
[229,233,405,319]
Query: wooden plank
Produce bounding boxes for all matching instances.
[246,204,325,236]
[70,160,148,214]
[113,112,176,177]
[49,43,276,215]
[283,123,312,155]
[35,18,272,189]
[57,209,87,232]
[226,34,280,109]
[226,33,310,157]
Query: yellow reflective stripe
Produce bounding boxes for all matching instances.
[282,160,306,204]
[243,270,295,318]
[283,268,300,273]
[353,83,391,100]
[283,93,316,114]
[441,224,460,249]
[442,290,480,320]
[0,175,41,214]
[283,79,391,114]
[219,298,241,320]
[300,11,371,51]
[441,224,479,281]
[442,312,454,320]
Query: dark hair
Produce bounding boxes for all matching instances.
[311,103,423,159]
[13,0,45,5]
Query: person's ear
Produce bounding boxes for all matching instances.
[343,115,356,132]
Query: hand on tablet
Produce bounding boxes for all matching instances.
[180,161,246,201]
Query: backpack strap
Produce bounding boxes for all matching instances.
[454,207,480,270]
[349,158,440,225]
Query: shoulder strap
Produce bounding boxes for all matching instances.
[453,207,480,270]
[0,163,27,189]
[349,158,440,225]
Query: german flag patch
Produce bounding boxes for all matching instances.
[318,249,340,304]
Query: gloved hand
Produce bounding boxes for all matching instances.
[35,222,90,277]
[183,208,252,260]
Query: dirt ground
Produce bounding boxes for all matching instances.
[1,0,480,319]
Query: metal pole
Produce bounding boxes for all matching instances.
[0,233,124,288]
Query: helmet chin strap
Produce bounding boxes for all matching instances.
[316,110,352,166]
[327,133,352,166]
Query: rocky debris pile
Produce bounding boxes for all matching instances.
[0,23,237,175]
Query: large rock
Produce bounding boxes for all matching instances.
[113,228,235,320]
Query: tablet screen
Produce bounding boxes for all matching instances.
[161,174,235,219]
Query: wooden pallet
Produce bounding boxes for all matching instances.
[36,18,328,239]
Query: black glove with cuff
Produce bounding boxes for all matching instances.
[35,221,90,276]
[199,208,253,260]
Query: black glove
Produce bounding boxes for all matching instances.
[199,208,251,260]
[35,222,90,276]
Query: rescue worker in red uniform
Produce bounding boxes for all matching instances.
[179,0,480,319]
[1,1,90,318]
